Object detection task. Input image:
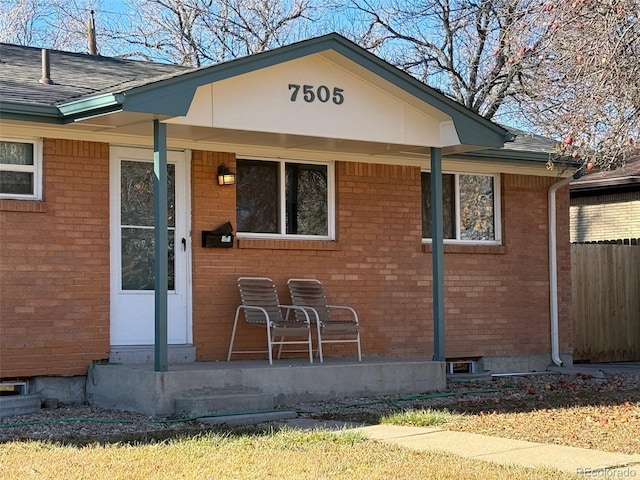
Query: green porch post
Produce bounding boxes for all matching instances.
[153,120,168,372]
[430,147,445,362]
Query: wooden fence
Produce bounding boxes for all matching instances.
[572,242,640,362]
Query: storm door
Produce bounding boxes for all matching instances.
[110,147,190,345]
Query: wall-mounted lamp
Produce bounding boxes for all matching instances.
[217,164,236,186]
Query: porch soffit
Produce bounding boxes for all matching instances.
[0,118,562,176]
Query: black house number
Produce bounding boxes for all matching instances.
[288,84,344,105]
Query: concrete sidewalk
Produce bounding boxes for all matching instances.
[278,419,640,476]
[359,424,640,476]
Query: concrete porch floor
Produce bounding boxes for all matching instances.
[86,357,446,417]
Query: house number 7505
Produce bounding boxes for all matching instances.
[288,84,344,105]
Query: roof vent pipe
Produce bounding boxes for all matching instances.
[87,10,97,55]
[39,49,53,85]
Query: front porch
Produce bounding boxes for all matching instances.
[86,357,446,417]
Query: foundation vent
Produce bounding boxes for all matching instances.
[0,381,28,396]
[446,358,480,375]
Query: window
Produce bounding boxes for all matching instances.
[422,172,500,243]
[0,139,42,200]
[236,159,332,239]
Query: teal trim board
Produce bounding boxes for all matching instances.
[0,102,63,123]
[57,94,124,118]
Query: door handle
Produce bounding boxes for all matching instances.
[181,238,187,251]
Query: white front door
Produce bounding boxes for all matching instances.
[110,146,191,346]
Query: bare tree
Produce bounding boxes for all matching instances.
[1,0,322,65]
[344,0,543,121]
[515,0,640,169]
[0,0,94,51]
[107,0,320,66]
[346,0,639,168]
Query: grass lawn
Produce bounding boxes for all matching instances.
[2,373,637,479]
[0,428,580,480]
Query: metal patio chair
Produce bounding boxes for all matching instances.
[287,278,362,363]
[227,277,313,365]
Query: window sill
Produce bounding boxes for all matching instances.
[422,243,506,255]
[0,199,46,213]
[237,238,340,251]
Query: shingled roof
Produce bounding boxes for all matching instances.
[0,43,191,106]
[571,154,640,192]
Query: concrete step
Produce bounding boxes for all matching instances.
[0,394,42,418]
[175,392,274,417]
[199,410,298,426]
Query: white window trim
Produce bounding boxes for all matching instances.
[0,137,43,200]
[422,170,502,246]
[236,157,335,241]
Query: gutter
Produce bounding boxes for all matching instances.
[548,167,585,367]
[0,102,63,123]
[57,93,125,122]
[570,176,640,192]
[454,150,553,163]
[0,94,125,124]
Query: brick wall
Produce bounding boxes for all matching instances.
[191,154,572,362]
[570,191,640,242]
[0,139,110,378]
[0,142,571,377]
[440,175,572,359]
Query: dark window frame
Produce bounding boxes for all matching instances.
[422,170,501,245]
[236,158,334,240]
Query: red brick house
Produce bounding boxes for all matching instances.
[0,35,577,408]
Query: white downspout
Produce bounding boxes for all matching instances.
[548,168,584,367]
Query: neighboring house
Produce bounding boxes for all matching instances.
[0,35,577,403]
[570,155,640,243]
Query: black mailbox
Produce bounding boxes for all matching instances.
[202,221,234,248]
